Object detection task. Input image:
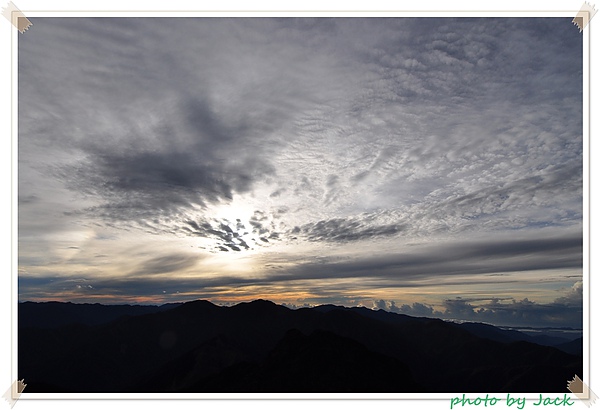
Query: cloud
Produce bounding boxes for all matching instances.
[554,281,583,305]
[55,96,276,224]
[440,294,583,328]
[21,18,582,240]
[373,299,387,310]
[276,233,582,284]
[17,17,583,328]
[396,302,435,317]
[373,281,583,328]
[137,253,200,275]
[299,216,405,243]
[18,195,39,205]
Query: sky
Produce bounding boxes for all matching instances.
[17,17,583,328]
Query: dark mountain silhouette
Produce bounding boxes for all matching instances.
[453,322,579,352]
[553,337,583,357]
[18,299,582,393]
[529,334,573,346]
[145,328,423,393]
[456,322,535,344]
[316,305,580,353]
[18,301,181,328]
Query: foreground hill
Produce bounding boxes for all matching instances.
[19,299,582,393]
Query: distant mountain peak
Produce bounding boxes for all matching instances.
[174,299,219,313]
[230,299,285,310]
[247,299,278,306]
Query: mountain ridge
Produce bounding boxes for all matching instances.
[19,299,582,393]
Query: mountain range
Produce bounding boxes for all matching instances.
[18,299,583,393]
